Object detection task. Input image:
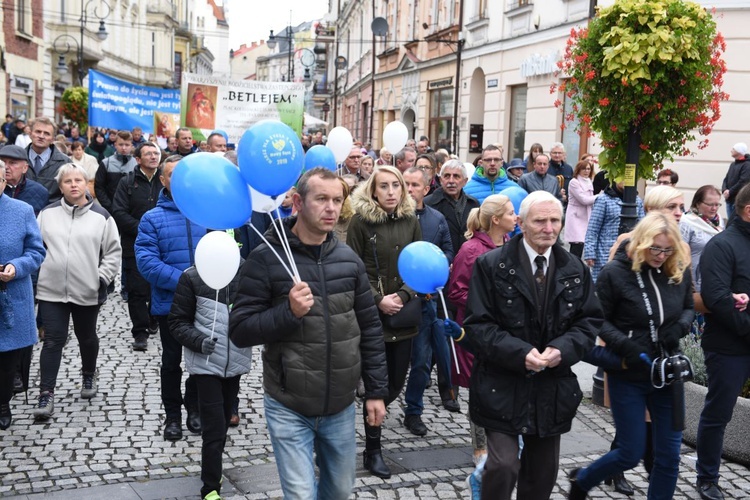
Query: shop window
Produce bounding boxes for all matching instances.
[509,85,527,160]
[430,88,454,153]
[561,87,581,163]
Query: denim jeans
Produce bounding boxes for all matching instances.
[404,299,452,415]
[576,376,682,499]
[697,352,750,483]
[264,394,356,500]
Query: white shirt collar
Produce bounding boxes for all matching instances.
[522,238,552,273]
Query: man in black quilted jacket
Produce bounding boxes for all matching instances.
[229,167,388,500]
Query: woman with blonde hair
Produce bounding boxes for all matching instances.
[569,211,694,499]
[347,165,421,479]
[447,194,517,484]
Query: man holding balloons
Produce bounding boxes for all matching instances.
[463,190,602,500]
[229,167,388,500]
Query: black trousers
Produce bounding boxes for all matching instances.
[194,374,241,497]
[38,301,100,393]
[482,431,561,500]
[124,256,151,339]
[158,315,197,419]
[569,242,584,259]
[0,348,22,405]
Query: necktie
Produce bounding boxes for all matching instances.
[534,255,546,302]
[34,155,43,174]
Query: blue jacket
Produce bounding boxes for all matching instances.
[135,190,207,315]
[0,195,45,352]
[415,205,454,263]
[463,167,519,204]
[4,177,49,215]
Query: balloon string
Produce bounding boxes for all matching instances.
[272,208,301,281]
[247,222,297,283]
[437,287,460,375]
[206,288,219,366]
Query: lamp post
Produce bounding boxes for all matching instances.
[267,24,294,82]
[53,0,110,85]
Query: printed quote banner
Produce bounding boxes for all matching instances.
[88,70,181,137]
[181,74,305,144]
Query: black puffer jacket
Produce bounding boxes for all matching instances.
[721,155,750,203]
[95,153,137,211]
[596,241,694,381]
[229,217,388,417]
[111,168,163,257]
[465,235,602,437]
[700,218,750,355]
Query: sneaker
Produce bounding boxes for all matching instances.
[132,334,148,351]
[81,373,98,399]
[403,414,428,436]
[203,490,221,500]
[33,391,55,419]
[466,471,481,500]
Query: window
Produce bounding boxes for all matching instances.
[509,85,528,160]
[430,88,454,153]
[16,0,32,35]
[561,86,581,164]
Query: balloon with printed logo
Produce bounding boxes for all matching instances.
[250,186,285,214]
[398,241,450,294]
[238,120,304,196]
[304,144,337,172]
[326,126,354,163]
[194,231,241,290]
[171,152,253,229]
[382,121,409,155]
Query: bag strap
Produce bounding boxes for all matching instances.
[368,228,385,296]
[187,219,195,267]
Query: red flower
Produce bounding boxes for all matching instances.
[599,98,610,106]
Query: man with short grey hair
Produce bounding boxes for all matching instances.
[548,142,574,204]
[465,190,601,499]
[395,147,417,173]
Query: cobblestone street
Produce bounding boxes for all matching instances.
[1,292,748,499]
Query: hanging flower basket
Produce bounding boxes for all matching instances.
[60,87,89,134]
[553,0,728,181]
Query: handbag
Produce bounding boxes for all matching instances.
[369,231,421,330]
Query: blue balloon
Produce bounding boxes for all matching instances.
[171,152,253,230]
[211,129,229,142]
[304,144,337,172]
[499,185,528,214]
[398,241,450,294]
[237,120,304,196]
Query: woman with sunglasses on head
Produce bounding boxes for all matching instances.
[569,212,694,500]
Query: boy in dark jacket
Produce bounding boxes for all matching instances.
[169,264,252,500]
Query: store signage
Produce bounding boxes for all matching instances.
[428,77,453,89]
[520,51,560,78]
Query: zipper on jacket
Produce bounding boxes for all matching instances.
[318,258,332,415]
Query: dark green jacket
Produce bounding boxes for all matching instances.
[348,188,422,342]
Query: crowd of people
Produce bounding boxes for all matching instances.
[0,115,749,500]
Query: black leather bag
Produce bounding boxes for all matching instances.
[370,231,421,330]
[379,295,421,329]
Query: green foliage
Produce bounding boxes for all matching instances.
[554,0,728,181]
[59,87,88,133]
[680,333,706,386]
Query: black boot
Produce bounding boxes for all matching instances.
[568,468,587,500]
[605,472,635,496]
[0,403,11,430]
[363,414,391,479]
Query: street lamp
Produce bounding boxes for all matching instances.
[267,23,294,82]
[53,0,111,85]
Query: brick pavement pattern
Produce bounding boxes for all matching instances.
[1,291,748,499]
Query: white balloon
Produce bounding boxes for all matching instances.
[463,162,476,180]
[195,231,241,290]
[250,186,285,214]
[382,121,409,154]
[326,126,354,163]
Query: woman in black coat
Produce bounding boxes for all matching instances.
[569,212,694,500]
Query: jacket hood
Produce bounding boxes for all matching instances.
[350,185,416,224]
[157,189,178,210]
[339,196,354,222]
[612,238,632,265]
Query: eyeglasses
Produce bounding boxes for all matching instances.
[700,202,722,208]
[483,158,502,164]
[648,246,675,256]
[347,155,363,160]
[417,165,435,171]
